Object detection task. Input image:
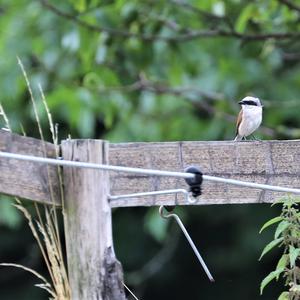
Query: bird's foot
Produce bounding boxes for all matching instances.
[250,135,261,141]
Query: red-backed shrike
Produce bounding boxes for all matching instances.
[234,96,263,141]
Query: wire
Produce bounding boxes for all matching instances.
[122,282,140,300]
[109,189,197,203]
[1,150,300,194]
[0,151,193,178]
[159,206,214,282]
[203,174,300,194]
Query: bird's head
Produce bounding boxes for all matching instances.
[238,96,262,107]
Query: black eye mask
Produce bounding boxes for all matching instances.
[239,100,258,106]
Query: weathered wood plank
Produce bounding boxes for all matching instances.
[0,129,60,205]
[61,140,125,300]
[1,130,300,207]
[109,140,300,207]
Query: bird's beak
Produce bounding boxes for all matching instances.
[238,100,244,105]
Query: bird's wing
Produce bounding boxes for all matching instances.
[236,109,243,136]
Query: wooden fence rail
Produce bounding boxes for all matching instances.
[1,129,300,207]
[1,128,300,299]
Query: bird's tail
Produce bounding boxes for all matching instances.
[234,135,242,141]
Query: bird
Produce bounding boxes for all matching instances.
[234,96,263,141]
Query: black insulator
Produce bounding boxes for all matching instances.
[184,166,203,197]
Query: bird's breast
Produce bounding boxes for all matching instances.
[239,106,262,136]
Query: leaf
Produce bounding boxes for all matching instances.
[290,228,300,239]
[276,254,288,271]
[275,254,288,279]
[260,268,284,295]
[70,0,86,12]
[212,1,225,17]
[278,291,289,300]
[62,30,80,52]
[289,245,300,268]
[259,237,284,261]
[274,220,290,239]
[259,216,283,234]
[235,3,257,33]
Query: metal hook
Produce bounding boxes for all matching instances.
[109,188,198,204]
[159,206,214,282]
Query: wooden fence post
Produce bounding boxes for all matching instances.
[61,139,126,300]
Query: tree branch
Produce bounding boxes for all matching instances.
[89,74,224,103]
[88,78,277,138]
[40,0,300,42]
[278,0,300,13]
[40,0,140,38]
[169,0,235,30]
[169,0,226,21]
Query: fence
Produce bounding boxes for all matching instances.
[1,128,300,299]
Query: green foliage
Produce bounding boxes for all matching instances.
[1,0,300,142]
[259,216,283,234]
[260,268,285,295]
[275,221,290,239]
[1,0,300,299]
[260,197,300,299]
[278,291,289,300]
[259,237,283,261]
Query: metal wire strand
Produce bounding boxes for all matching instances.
[1,151,300,194]
[122,282,140,300]
[109,189,197,204]
[159,206,215,282]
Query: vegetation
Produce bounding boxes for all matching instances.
[0,0,300,299]
[260,197,300,300]
[0,63,70,300]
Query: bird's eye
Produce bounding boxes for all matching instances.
[244,101,257,106]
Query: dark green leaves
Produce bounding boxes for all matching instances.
[289,245,300,268]
[259,216,283,234]
[260,197,300,297]
[260,268,284,295]
[276,254,288,273]
[259,237,283,261]
[278,292,289,300]
[274,221,290,239]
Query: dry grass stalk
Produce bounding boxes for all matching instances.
[0,59,143,300]
[0,102,11,131]
[13,201,57,290]
[0,59,71,299]
[13,200,71,299]
[0,263,55,298]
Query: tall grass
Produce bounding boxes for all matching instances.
[0,58,140,300]
[0,59,71,300]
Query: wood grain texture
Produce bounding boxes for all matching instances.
[0,129,60,205]
[109,140,300,207]
[1,129,300,208]
[61,140,125,300]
